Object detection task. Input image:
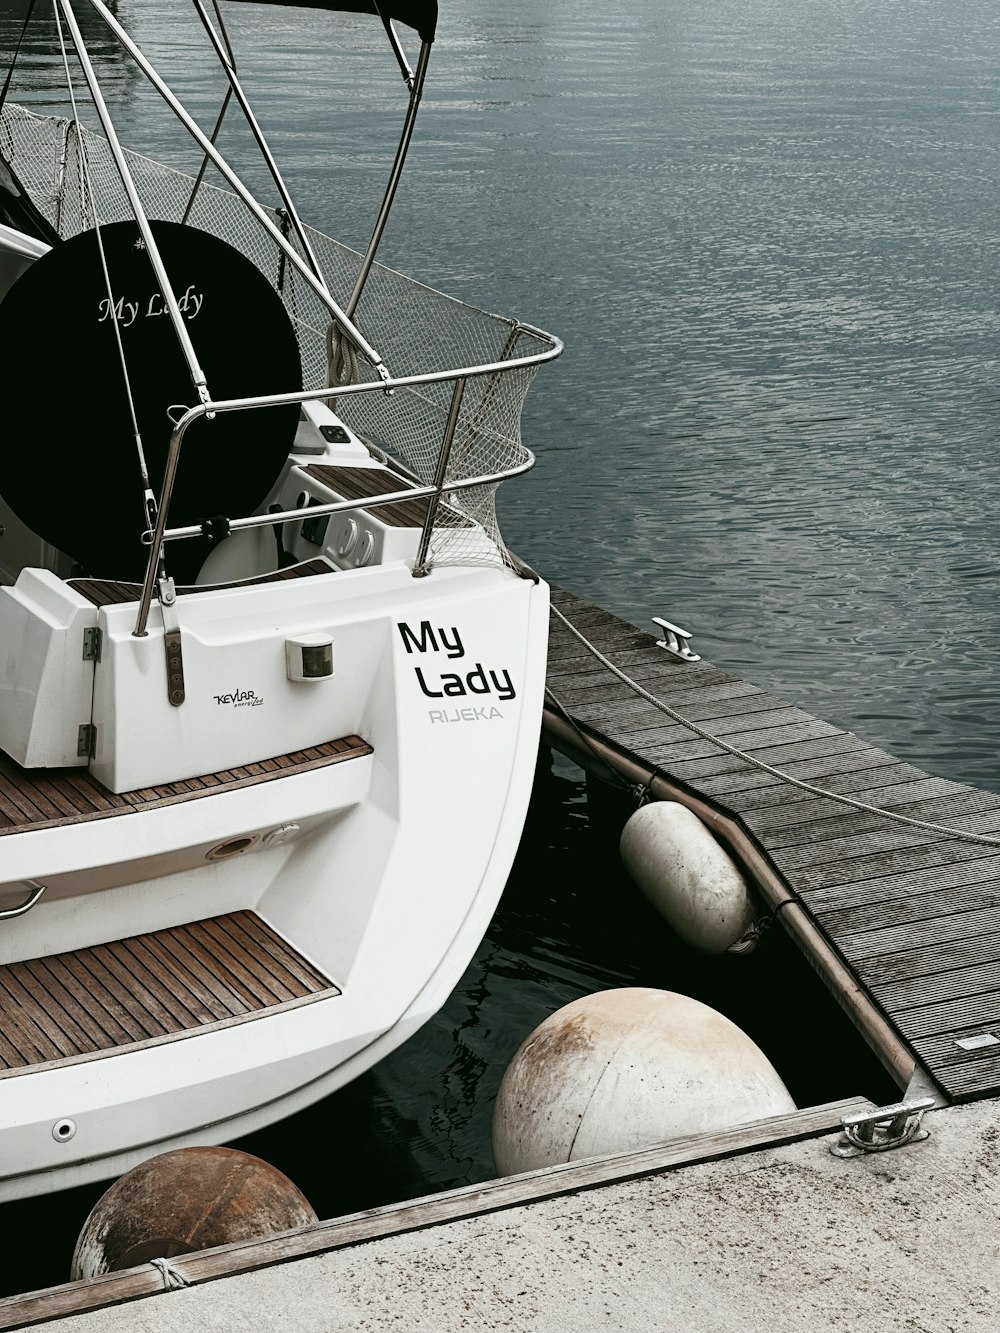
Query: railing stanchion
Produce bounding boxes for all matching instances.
[128,346,563,631]
[412,377,467,578]
[133,412,198,637]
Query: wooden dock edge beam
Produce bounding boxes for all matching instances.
[541,708,920,1093]
[0,1097,872,1330]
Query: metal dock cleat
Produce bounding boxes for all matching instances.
[830,1097,936,1158]
[652,616,701,662]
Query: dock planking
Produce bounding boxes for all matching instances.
[544,585,1000,1103]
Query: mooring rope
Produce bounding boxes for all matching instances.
[325,323,359,410]
[148,1257,190,1290]
[54,7,154,524]
[550,604,1000,848]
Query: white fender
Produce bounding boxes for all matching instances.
[492,987,795,1175]
[620,801,757,953]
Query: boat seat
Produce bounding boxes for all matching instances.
[194,525,281,586]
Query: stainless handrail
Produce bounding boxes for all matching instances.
[132,455,537,636]
[132,332,562,637]
[151,461,535,544]
[0,881,46,921]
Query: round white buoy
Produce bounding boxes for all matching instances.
[492,987,795,1175]
[620,801,757,953]
[71,1146,318,1280]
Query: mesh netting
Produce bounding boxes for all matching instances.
[1,103,556,569]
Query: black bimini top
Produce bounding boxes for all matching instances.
[227,0,437,43]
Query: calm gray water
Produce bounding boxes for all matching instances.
[6,0,999,782]
[0,0,995,1290]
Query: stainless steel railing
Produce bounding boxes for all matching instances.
[132,329,563,637]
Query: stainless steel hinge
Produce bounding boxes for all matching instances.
[159,576,185,707]
[77,723,97,759]
[830,1097,935,1158]
[82,627,103,662]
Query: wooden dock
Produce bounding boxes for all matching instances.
[544,585,1000,1104]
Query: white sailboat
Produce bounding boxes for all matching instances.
[0,0,560,1200]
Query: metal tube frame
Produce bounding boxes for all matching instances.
[80,0,388,379]
[57,0,210,403]
[132,329,563,637]
[380,17,415,88]
[154,463,536,546]
[344,40,431,319]
[412,376,466,576]
[182,0,238,226]
[189,0,328,287]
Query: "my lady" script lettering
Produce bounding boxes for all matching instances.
[97,284,204,328]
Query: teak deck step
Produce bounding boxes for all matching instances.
[0,910,337,1076]
[70,557,333,608]
[0,735,372,836]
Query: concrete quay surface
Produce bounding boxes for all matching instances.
[32,1096,999,1333]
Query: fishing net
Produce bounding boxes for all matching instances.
[0,103,556,570]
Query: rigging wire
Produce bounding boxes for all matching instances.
[188,0,328,286]
[181,0,238,225]
[180,87,233,226]
[550,603,1000,849]
[53,2,157,531]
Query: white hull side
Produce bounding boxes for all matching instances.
[0,568,549,1201]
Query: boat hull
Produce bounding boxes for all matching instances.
[0,567,549,1201]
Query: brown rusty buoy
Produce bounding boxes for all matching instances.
[71,1146,318,1280]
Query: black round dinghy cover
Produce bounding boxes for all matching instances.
[225,0,437,43]
[0,219,302,582]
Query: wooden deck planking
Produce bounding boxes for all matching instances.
[779,837,1000,896]
[70,557,334,608]
[836,902,1000,963]
[742,779,994,839]
[0,735,371,837]
[546,586,1000,1102]
[816,879,1000,937]
[858,932,1000,989]
[906,1046,1000,1105]
[649,730,874,780]
[639,720,850,768]
[874,959,1000,1013]
[797,853,1000,915]
[0,912,336,1076]
[567,694,816,736]
[770,780,1000,828]
[692,748,908,800]
[765,812,1000,875]
[304,464,471,528]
